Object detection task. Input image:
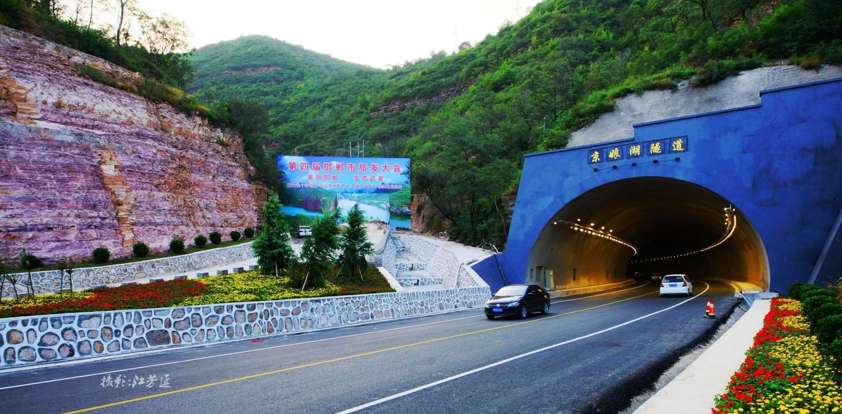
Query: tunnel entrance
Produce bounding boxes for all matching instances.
[527,177,769,290]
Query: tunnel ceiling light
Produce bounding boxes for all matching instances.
[555,218,638,256]
[630,206,738,264]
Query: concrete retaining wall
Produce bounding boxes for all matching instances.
[2,243,255,299]
[0,286,490,368]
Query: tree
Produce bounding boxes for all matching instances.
[213,98,284,194]
[337,204,373,281]
[299,209,341,290]
[112,0,134,47]
[20,250,43,297]
[56,255,76,295]
[252,191,295,276]
[0,256,14,301]
[134,11,194,88]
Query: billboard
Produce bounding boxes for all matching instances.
[278,156,411,229]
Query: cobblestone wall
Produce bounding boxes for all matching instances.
[396,235,439,263]
[1,243,255,298]
[378,238,398,277]
[0,286,490,368]
[456,266,483,288]
[395,278,444,287]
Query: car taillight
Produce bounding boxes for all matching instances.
[682,282,687,287]
[660,282,664,288]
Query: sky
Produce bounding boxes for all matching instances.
[134,0,544,68]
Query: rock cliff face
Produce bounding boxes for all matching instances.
[0,25,267,263]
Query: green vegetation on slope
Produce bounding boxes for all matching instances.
[189,0,842,249]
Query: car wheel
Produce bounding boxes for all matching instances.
[519,305,528,319]
[541,301,550,314]
[486,314,495,320]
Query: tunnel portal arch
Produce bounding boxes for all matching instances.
[471,78,842,294]
[526,177,769,290]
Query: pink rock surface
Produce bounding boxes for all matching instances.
[0,26,267,263]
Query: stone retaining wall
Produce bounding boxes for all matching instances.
[379,238,398,277]
[394,262,428,272]
[395,277,444,287]
[397,235,439,263]
[1,243,255,298]
[0,286,490,368]
[456,265,483,288]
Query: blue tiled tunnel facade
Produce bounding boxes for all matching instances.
[473,78,842,294]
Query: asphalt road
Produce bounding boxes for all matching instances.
[0,280,740,414]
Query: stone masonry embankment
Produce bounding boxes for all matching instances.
[377,234,485,289]
[0,286,490,368]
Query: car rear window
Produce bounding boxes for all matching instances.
[663,276,684,282]
[496,286,527,296]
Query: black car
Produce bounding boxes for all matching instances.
[485,284,550,319]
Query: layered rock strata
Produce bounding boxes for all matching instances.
[0,25,266,263]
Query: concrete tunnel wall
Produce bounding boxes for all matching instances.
[472,78,842,293]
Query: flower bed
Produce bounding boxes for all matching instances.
[0,270,394,318]
[0,280,207,318]
[713,298,842,413]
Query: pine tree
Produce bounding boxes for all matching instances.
[337,204,373,281]
[252,191,296,276]
[299,209,341,290]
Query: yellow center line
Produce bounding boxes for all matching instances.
[62,290,656,414]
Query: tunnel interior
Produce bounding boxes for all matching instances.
[527,177,769,290]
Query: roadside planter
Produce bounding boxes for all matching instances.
[0,287,489,368]
[712,298,842,413]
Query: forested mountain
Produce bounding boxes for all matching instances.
[191,0,842,248]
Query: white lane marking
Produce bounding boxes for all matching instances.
[0,280,650,390]
[0,313,477,390]
[550,281,651,305]
[336,282,710,414]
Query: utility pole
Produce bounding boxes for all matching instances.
[454,23,458,53]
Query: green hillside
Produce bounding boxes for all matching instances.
[192,0,842,247]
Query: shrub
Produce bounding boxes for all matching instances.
[92,247,110,264]
[807,302,842,327]
[194,235,208,248]
[814,314,842,345]
[244,227,255,238]
[799,284,833,300]
[788,282,808,300]
[825,337,842,372]
[801,294,838,318]
[800,55,821,71]
[230,230,241,241]
[169,238,185,254]
[209,231,222,245]
[132,242,149,258]
[803,285,835,296]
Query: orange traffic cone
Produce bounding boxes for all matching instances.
[705,300,716,318]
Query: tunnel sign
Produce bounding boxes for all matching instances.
[588,136,688,164]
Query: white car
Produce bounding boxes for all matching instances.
[660,274,693,297]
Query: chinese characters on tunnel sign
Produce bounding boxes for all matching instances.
[588,136,688,165]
